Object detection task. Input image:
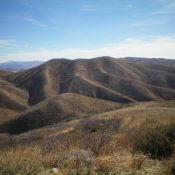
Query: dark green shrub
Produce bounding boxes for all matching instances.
[166,125,175,144]
[137,131,172,159]
[172,168,175,175]
[132,125,175,159]
[133,124,175,159]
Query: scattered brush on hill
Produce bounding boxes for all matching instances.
[0,93,121,134]
[0,76,28,124]
[76,118,121,134]
[0,79,28,110]
[0,101,175,174]
[0,131,174,175]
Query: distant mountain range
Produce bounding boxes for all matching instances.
[0,61,43,72]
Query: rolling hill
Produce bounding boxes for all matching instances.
[0,56,175,132]
[1,98,175,174]
[0,70,28,124]
[8,57,175,105]
[0,93,120,134]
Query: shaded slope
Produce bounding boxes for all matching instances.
[9,57,175,105]
[122,57,175,75]
[0,70,12,80]
[32,100,175,142]
[0,72,29,124]
[4,100,175,148]
[0,79,28,111]
[0,93,120,134]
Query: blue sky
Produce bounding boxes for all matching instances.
[0,0,175,62]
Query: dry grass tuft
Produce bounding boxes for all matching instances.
[0,147,43,175]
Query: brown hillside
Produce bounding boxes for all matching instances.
[122,57,175,75]
[9,57,175,105]
[0,72,29,124]
[21,100,175,139]
[0,99,175,174]
[0,70,11,80]
[0,93,121,134]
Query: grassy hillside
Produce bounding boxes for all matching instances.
[0,73,29,124]
[8,57,175,105]
[0,70,10,79]
[0,93,121,134]
[0,100,175,175]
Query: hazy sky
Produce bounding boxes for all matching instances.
[0,0,175,62]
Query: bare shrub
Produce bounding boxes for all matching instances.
[59,149,96,175]
[81,131,113,156]
[95,156,117,174]
[39,137,69,168]
[132,152,148,169]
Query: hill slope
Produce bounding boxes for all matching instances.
[24,100,175,141]
[8,57,175,105]
[0,71,29,124]
[0,93,120,134]
[0,99,175,174]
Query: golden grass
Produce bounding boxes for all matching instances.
[0,100,175,174]
[0,146,44,175]
[0,146,174,175]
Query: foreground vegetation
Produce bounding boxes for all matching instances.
[0,101,175,175]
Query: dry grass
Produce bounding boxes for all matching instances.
[0,100,175,174]
[0,146,173,175]
[0,93,121,134]
[0,147,43,175]
[0,78,28,124]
